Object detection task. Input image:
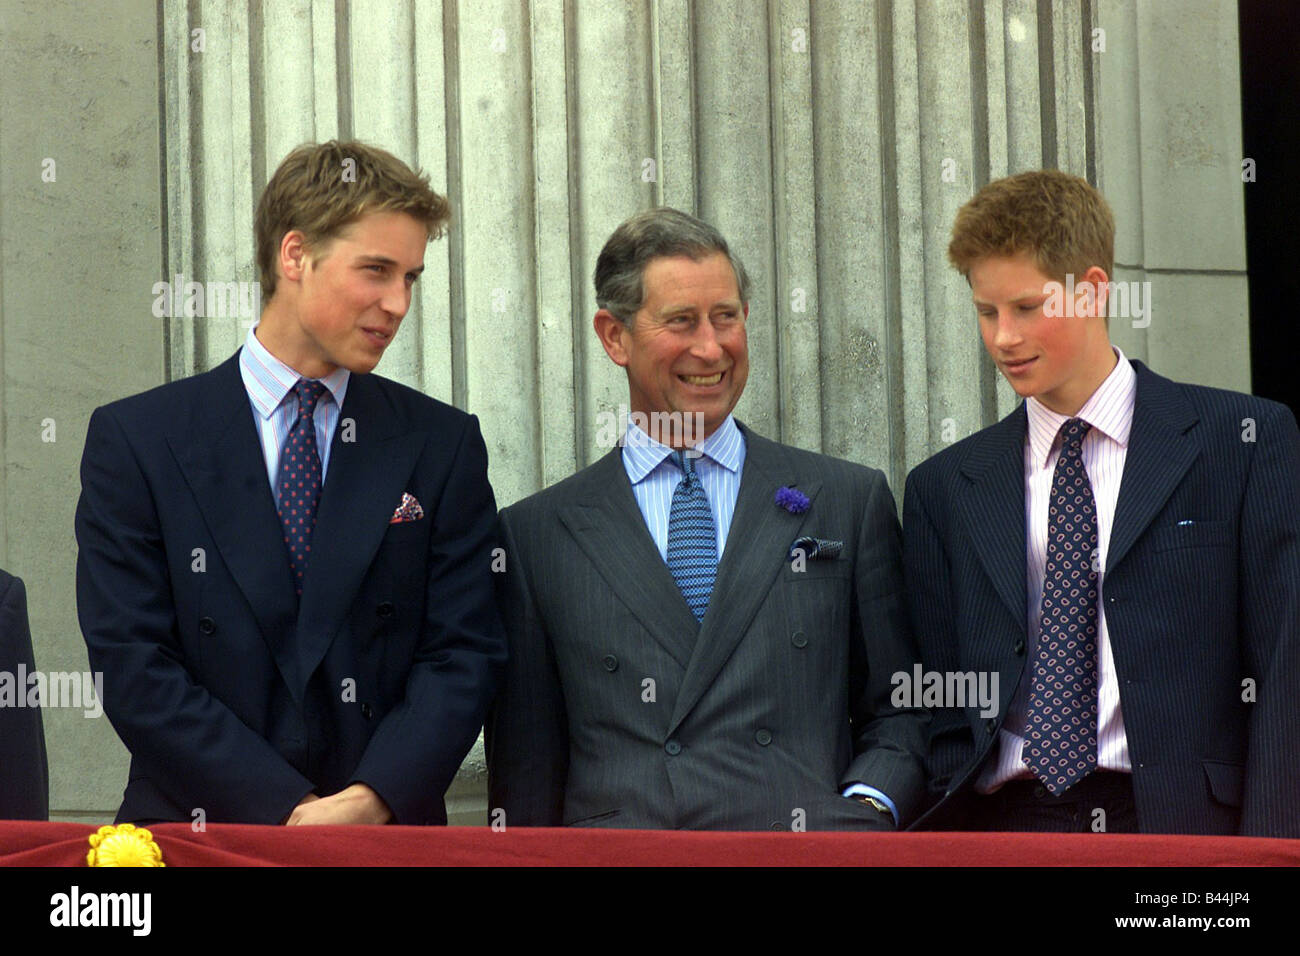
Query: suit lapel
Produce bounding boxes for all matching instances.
[557,450,700,669]
[668,427,820,735]
[956,404,1030,634]
[166,354,302,696]
[295,373,427,689]
[1107,361,1200,574]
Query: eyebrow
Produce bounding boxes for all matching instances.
[357,255,425,275]
[656,299,743,316]
[972,290,1048,306]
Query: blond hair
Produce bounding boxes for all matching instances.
[255,140,450,297]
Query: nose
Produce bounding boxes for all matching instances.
[380,278,412,319]
[991,309,1023,351]
[689,317,725,363]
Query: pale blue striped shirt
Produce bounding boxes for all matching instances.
[620,414,746,561]
[238,325,350,494]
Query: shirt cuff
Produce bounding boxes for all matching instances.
[841,784,899,827]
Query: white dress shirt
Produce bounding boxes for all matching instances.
[979,347,1137,792]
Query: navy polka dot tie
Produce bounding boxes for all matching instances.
[1023,417,1099,794]
[277,379,328,598]
[666,451,717,622]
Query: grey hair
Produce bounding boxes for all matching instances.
[593,207,750,324]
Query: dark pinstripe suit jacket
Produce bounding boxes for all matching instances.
[904,361,1300,836]
[486,423,928,830]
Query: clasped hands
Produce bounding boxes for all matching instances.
[284,782,392,826]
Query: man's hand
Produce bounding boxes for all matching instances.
[285,784,393,826]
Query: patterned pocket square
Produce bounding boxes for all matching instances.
[390,492,425,523]
[788,536,843,560]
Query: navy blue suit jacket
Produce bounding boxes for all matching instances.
[904,361,1300,836]
[0,570,49,820]
[75,352,505,825]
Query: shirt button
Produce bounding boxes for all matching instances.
[360,703,374,720]
[1013,640,1025,655]
[198,617,216,635]
[665,740,681,756]
[602,655,618,672]
[376,601,395,619]
[755,729,773,746]
[790,631,808,648]
[985,718,998,735]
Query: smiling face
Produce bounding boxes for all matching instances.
[594,253,749,447]
[969,252,1116,416]
[258,209,428,377]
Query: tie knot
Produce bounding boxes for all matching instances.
[1059,417,1091,453]
[294,379,328,419]
[672,450,701,479]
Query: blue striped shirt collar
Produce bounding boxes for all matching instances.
[239,324,350,419]
[621,413,744,484]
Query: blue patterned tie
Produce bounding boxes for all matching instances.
[1023,418,1099,794]
[277,379,328,597]
[666,451,717,622]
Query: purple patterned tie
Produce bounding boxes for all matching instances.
[1023,417,1099,794]
[277,379,328,597]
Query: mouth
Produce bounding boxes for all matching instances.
[361,327,393,348]
[678,371,725,387]
[1000,356,1037,375]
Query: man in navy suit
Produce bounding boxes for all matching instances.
[905,170,1300,835]
[0,569,48,820]
[76,140,505,826]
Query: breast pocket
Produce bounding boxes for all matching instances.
[378,519,429,594]
[1149,519,1234,552]
[781,558,853,581]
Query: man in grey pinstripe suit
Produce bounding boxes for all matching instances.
[906,171,1300,836]
[486,208,928,830]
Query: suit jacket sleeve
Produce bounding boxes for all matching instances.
[1238,402,1300,837]
[0,573,49,820]
[901,466,971,818]
[349,413,507,825]
[484,505,569,826]
[840,470,929,825]
[76,406,315,823]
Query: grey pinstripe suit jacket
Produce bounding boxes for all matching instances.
[486,423,928,830]
[904,361,1300,836]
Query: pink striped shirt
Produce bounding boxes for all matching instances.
[979,347,1137,792]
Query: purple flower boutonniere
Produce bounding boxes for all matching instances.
[775,485,810,514]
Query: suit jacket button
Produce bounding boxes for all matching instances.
[755,729,773,746]
[376,601,395,619]
[1013,640,1025,655]
[985,718,997,735]
[790,631,808,648]
[198,616,216,635]
[665,740,681,756]
[602,655,618,672]
[361,703,374,720]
